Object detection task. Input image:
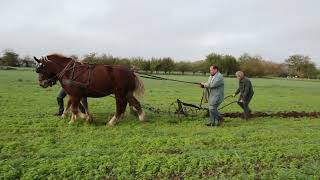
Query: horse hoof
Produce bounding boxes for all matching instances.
[79,113,86,119]
[86,116,94,123]
[106,123,114,128]
[138,110,145,121]
[61,114,66,119]
[107,116,118,127]
[68,121,75,125]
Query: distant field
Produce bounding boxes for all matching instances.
[0,69,320,179]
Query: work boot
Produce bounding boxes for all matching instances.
[217,117,224,126]
[57,97,64,113]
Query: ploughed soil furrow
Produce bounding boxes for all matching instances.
[223,111,320,118]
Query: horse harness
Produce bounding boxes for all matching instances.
[59,61,95,89]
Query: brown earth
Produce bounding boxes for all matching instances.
[222,111,320,118]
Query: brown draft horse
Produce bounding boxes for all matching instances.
[34,54,145,126]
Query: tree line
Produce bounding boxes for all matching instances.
[1,49,319,78]
[0,50,35,67]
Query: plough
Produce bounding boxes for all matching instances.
[168,95,239,118]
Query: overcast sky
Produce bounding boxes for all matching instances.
[0,0,319,64]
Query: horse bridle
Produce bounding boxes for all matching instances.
[40,75,58,87]
[36,56,76,87]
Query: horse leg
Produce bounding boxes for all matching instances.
[73,97,87,120]
[127,92,145,121]
[129,102,138,117]
[128,96,138,117]
[107,95,127,127]
[62,97,72,119]
[80,97,93,123]
[69,97,81,124]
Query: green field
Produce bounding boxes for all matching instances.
[1,69,320,179]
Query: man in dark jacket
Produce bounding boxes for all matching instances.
[233,71,254,119]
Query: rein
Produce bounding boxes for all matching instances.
[57,60,77,79]
[136,72,200,85]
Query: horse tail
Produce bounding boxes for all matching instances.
[133,72,145,98]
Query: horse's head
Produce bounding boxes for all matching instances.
[34,56,59,88]
[34,54,75,88]
[33,55,68,88]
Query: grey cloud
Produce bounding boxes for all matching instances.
[0,0,319,64]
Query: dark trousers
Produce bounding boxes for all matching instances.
[237,96,253,119]
[57,89,85,113]
[209,104,222,125]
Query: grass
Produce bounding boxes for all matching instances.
[0,69,320,179]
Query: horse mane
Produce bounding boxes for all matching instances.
[47,53,70,60]
[46,53,76,64]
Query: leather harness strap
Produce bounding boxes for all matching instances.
[61,63,95,89]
